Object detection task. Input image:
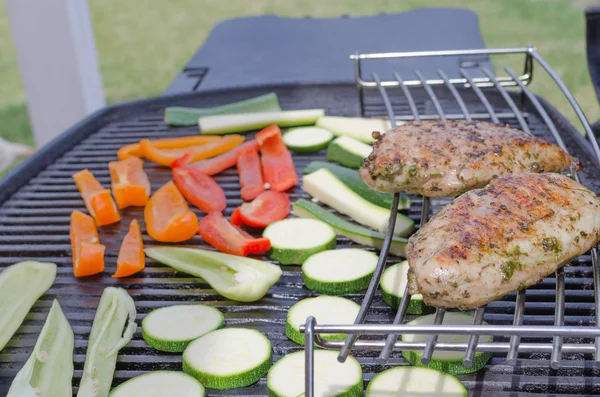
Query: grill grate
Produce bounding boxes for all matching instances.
[0,77,599,395]
[300,46,600,396]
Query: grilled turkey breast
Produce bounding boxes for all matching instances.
[360,120,581,198]
[407,173,600,309]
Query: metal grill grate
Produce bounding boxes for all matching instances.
[0,75,599,395]
[300,46,600,396]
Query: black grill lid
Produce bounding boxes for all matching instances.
[1,84,600,396]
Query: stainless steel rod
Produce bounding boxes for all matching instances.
[439,69,471,120]
[338,72,400,363]
[460,68,500,124]
[481,68,531,134]
[415,70,445,118]
[593,247,600,366]
[350,47,532,60]
[391,112,525,121]
[378,283,411,362]
[506,290,526,364]
[551,267,566,369]
[421,308,446,365]
[304,317,316,397]
[463,306,486,367]
[393,72,420,120]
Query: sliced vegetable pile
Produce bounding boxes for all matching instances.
[0,92,480,395]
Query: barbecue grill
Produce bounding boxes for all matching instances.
[2,15,600,397]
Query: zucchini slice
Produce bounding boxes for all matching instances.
[366,366,467,397]
[109,371,205,397]
[199,109,325,135]
[401,312,493,374]
[182,328,272,390]
[303,168,414,237]
[380,261,434,315]
[326,136,372,169]
[293,199,408,257]
[303,161,410,210]
[283,127,333,153]
[316,116,395,143]
[302,249,378,294]
[285,296,360,345]
[267,350,363,397]
[263,218,336,265]
[142,304,224,352]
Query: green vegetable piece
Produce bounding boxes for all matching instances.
[198,109,325,135]
[7,300,74,397]
[77,287,137,397]
[293,199,407,257]
[145,247,282,302]
[303,161,410,210]
[165,93,281,126]
[0,261,56,353]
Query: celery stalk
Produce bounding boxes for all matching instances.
[7,300,74,397]
[145,247,282,302]
[165,93,281,126]
[0,261,56,353]
[198,109,325,135]
[77,287,137,397]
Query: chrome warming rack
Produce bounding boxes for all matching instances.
[299,45,600,396]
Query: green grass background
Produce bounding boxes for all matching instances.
[0,0,598,154]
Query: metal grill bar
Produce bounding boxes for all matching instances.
[460,68,500,124]
[392,112,525,121]
[393,73,420,120]
[463,306,486,367]
[439,69,471,121]
[507,290,527,364]
[481,68,531,134]
[415,70,445,118]
[337,74,402,364]
[552,267,566,369]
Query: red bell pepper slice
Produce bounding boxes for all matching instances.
[172,167,226,213]
[230,191,290,228]
[237,144,265,201]
[256,125,298,192]
[171,140,260,175]
[197,211,271,256]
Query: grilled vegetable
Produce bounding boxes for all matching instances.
[231,191,290,229]
[142,304,224,352]
[237,143,265,201]
[401,312,492,374]
[407,172,600,309]
[285,296,360,345]
[73,169,120,226]
[380,261,433,314]
[303,168,414,236]
[78,287,137,397]
[365,367,466,397]
[144,181,198,242]
[257,125,299,192]
[0,261,56,353]
[113,219,145,278]
[198,211,271,256]
[182,328,271,389]
[283,127,333,153]
[165,92,281,126]
[108,157,151,209]
[316,116,393,143]
[326,136,372,169]
[172,167,226,213]
[303,161,410,210]
[263,218,336,265]
[118,136,222,160]
[198,109,325,135]
[267,350,363,397]
[109,371,205,397]
[141,135,244,167]
[7,300,74,397]
[70,210,105,277]
[292,199,408,257]
[360,120,580,198]
[172,140,259,174]
[302,249,378,294]
[145,247,282,302]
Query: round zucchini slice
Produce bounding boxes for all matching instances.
[379,261,434,315]
[366,366,466,397]
[109,371,204,397]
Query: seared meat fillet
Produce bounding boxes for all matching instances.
[360,120,581,198]
[407,173,600,309]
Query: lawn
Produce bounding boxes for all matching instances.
[0,0,597,156]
